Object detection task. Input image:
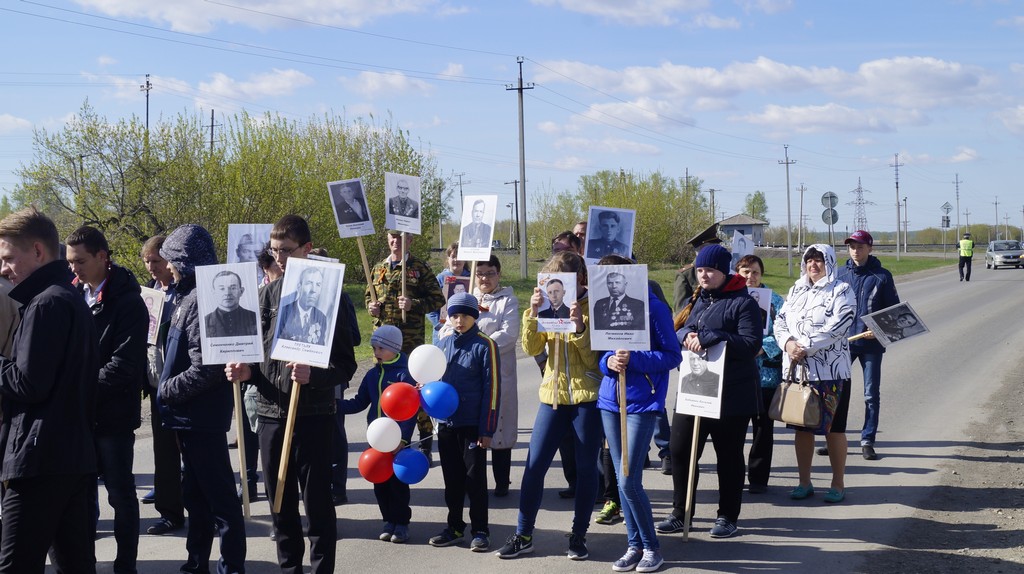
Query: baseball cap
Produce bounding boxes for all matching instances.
[844,230,873,246]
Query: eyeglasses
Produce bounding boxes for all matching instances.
[269,246,298,256]
[476,271,498,278]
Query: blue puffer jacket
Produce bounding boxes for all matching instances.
[341,353,416,444]
[598,288,681,414]
[836,255,899,355]
[678,274,763,418]
[158,225,232,433]
[437,323,500,437]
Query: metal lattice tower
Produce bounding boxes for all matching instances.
[848,178,874,231]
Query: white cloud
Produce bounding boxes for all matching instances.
[554,136,660,155]
[343,71,434,99]
[996,105,1024,135]
[439,63,465,79]
[739,0,793,14]
[550,155,593,171]
[198,69,314,101]
[949,146,978,163]
[0,114,32,135]
[97,55,117,66]
[734,103,910,134]
[690,13,741,29]
[844,57,997,108]
[76,0,448,33]
[537,121,562,134]
[995,15,1024,29]
[530,0,709,26]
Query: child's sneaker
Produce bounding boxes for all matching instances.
[470,531,490,552]
[495,533,534,559]
[428,527,464,547]
[566,532,588,560]
[378,522,395,542]
[390,524,409,544]
[595,500,622,524]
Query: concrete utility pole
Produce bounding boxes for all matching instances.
[779,145,796,277]
[504,179,519,249]
[705,188,717,223]
[506,57,533,278]
[453,172,469,207]
[891,154,903,261]
[139,74,152,134]
[953,173,962,238]
[992,196,1000,241]
[797,183,807,251]
[903,197,909,253]
[964,209,971,229]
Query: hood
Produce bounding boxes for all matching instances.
[160,224,217,278]
[799,243,837,285]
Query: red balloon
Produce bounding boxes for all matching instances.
[381,382,421,422]
[358,448,395,484]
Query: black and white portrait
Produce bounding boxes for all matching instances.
[748,287,772,335]
[384,172,422,235]
[731,231,754,272]
[227,224,272,284]
[140,286,165,346]
[457,195,498,261]
[584,206,635,264]
[328,178,375,239]
[588,263,650,352]
[196,262,264,364]
[270,258,346,368]
[861,301,928,347]
[537,272,576,333]
[679,352,719,397]
[675,342,727,419]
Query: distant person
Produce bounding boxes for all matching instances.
[461,199,492,248]
[428,242,469,344]
[587,211,629,259]
[572,221,587,244]
[277,266,329,345]
[257,244,283,285]
[551,231,583,256]
[205,270,258,337]
[958,232,974,281]
[673,223,723,312]
[593,271,645,331]
[333,182,369,224]
[388,179,419,217]
[538,279,570,319]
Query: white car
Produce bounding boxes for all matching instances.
[984,240,1024,269]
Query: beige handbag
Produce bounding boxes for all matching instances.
[768,362,822,428]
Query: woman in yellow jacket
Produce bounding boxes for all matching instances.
[494,251,603,562]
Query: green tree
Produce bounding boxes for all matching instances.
[744,191,769,223]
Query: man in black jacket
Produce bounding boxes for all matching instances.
[226,215,357,574]
[0,207,99,572]
[67,226,148,574]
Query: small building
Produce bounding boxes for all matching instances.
[719,214,769,245]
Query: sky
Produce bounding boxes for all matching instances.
[2,0,1024,237]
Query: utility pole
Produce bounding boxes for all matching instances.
[1002,214,1011,239]
[705,188,717,223]
[452,172,470,208]
[953,173,962,238]
[797,183,807,251]
[903,197,909,253]
[207,109,219,153]
[504,179,519,249]
[506,57,533,278]
[1020,206,1024,241]
[891,154,903,261]
[139,74,152,135]
[963,209,971,229]
[779,145,796,277]
[992,196,1000,241]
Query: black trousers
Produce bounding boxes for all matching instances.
[959,255,972,280]
[0,473,96,574]
[437,425,489,535]
[149,393,184,524]
[331,403,347,497]
[668,413,749,523]
[373,475,411,526]
[177,430,246,574]
[747,387,777,487]
[491,448,512,490]
[259,415,336,574]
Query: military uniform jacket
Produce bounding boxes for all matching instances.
[365,255,445,354]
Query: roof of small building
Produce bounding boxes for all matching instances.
[718,214,769,226]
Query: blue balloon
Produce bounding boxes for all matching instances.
[420,381,459,420]
[393,448,430,484]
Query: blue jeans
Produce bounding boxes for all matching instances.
[602,410,659,551]
[95,431,140,574]
[517,401,603,537]
[852,350,883,445]
[652,408,671,460]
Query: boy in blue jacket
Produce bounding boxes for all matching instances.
[341,326,416,544]
[428,293,501,552]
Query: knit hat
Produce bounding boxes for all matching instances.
[370,325,403,354]
[447,292,480,319]
[693,244,732,275]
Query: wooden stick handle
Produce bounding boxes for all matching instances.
[401,232,408,322]
[273,380,302,514]
[233,380,250,520]
[357,236,377,305]
[848,331,872,342]
[469,260,477,295]
[618,370,628,477]
[683,416,701,542]
[551,335,560,410]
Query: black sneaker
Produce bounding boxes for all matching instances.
[816,446,829,455]
[495,533,534,559]
[428,527,464,547]
[566,532,588,560]
[147,518,183,535]
[660,456,672,475]
[654,515,686,534]
[862,444,878,460]
[470,532,490,552]
[558,487,576,499]
[140,489,156,504]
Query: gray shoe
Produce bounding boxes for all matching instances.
[612,547,643,572]
[636,549,665,573]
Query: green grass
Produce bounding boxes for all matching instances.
[346,250,955,361]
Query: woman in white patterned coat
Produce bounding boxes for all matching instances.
[774,244,856,504]
[440,254,520,496]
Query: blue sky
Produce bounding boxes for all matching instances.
[2,0,1023,235]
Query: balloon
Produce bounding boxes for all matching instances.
[358,448,395,484]
[366,417,402,453]
[420,381,459,420]
[393,448,430,484]
[408,345,447,384]
[381,382,421,422]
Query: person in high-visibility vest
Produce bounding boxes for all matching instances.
[958,232,975,281]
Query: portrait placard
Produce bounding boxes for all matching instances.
[140,286,166,346]
[587,264,649,351]
[861,301,928,348]
[439,275,471,324]
[747,287,773,336]
[269,258,346,368]
[584,206,636,264]
[227,224,272,284]
[328,178,375,238]
[675,342,726,419]
[456,195,498,262]
[384,172,422,235]
[196,262,264,365]
[731,231,754,272]
[536,272,577,333]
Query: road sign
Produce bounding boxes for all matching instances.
[941,202,953,214]
[821,192,839,208]
[822,208,838,225]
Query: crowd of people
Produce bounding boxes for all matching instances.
[0,205,897,573]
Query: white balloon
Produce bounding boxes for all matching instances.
[366,417,402,453]
[408,344,447,384]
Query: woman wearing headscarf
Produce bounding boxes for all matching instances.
[774,244,857,504]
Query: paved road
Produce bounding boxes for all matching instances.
[82,261,1019,573]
